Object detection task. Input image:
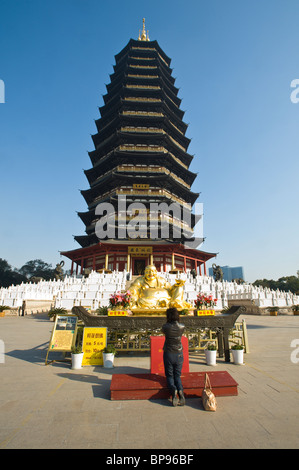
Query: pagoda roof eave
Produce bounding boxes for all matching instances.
[85,149,196,183]
[61,241,217,263]
[89,134,193,168]
[113,55,173,78]
[94,114,191,149]
[106,75,180,104]
[115,39,171,68]
[81,171,199,206]
[100,89,185,122]
[97,98,188,134]
[84,153,197,187]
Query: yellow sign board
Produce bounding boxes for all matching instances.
[45,315,78,365]
[128,246,152,255]
[133,184,149,189]
[82,327,107,366]
[196,310,215,316]
[108,310,128,316]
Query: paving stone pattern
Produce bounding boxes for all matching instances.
[0,314,298,449]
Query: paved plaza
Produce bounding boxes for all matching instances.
[0,313,299,450]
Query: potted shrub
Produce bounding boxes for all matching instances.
[180,308,189,316]
[96,306,108,316]
[103,344,117,368]
[204,343,217,366]
[48,307,67,320]
[269,306,279,316]
[0,305,10,317]
[292,305,299,316]
[71,344,84,370]
[231,344,244,365]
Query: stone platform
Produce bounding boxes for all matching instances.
[1,313,299,449]
[110,371,238,400]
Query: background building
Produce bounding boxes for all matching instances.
[209,265,244,282]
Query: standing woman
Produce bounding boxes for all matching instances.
[162,307,185,406]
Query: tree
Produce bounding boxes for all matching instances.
[253,275,299,295]
[19,259,54,281]
[277,276,299,295]
[0,258,27,288]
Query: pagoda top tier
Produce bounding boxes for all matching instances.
[114,19,171,68]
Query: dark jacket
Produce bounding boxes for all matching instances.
[162,321,185,353]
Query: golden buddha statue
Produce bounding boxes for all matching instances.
[129,265,191,310]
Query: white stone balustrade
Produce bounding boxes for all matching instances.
[1,270,298,312]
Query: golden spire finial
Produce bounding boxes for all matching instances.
[138,18,150,41]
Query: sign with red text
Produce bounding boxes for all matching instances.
[108,310,128,316]
[196,310,215,316]
[82,327,107,366]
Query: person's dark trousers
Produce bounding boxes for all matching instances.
[163,350,184,395]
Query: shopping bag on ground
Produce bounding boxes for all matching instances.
[202,373,217,412]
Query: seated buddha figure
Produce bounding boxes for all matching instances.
[129,265,190,310]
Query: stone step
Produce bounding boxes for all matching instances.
[110,371,238,400]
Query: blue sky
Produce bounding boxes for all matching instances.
[0,0,298,282]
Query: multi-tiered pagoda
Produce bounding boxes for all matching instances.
[61,20,216,275]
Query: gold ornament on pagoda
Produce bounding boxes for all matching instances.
[138,18,150,42]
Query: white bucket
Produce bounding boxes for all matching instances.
[71,353,84,370]
[103,353,115,368]
[205,349,217,366]
[232,349,244,365]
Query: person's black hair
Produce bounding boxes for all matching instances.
[166,307,180,323]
